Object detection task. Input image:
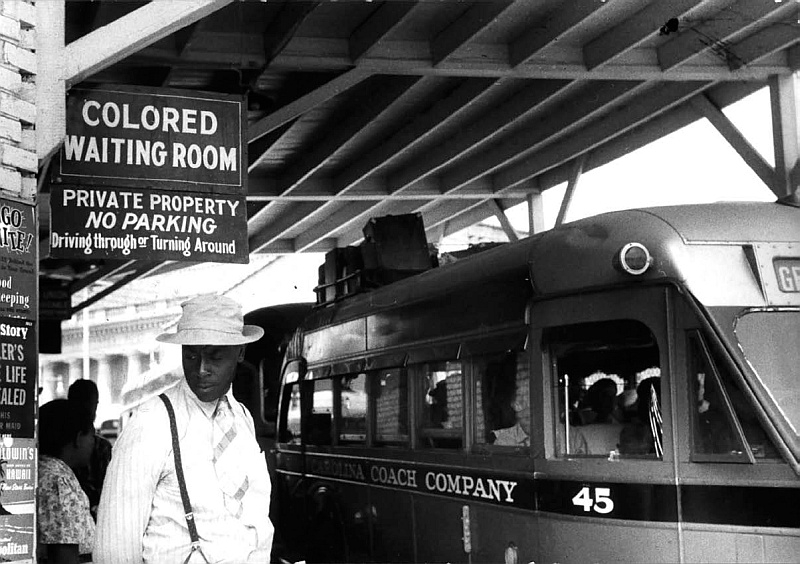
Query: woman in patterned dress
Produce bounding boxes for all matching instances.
[37,399,96,563]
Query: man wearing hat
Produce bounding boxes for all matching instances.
[95,295,274,563]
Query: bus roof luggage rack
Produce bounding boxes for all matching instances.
[314,213,436,306]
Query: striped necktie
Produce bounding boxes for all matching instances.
[213,396,249,518]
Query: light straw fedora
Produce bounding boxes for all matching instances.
[156,294,264,345]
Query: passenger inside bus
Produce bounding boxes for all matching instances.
[421,362,463,448]
[479,353,530,448]
[572,378,624,455]
[618,377,662,457]
[548,319,662,459]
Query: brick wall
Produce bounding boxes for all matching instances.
[0,0,35,198]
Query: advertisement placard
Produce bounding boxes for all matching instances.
[0,201,35,321]
[49,185,249,263]
[0,436,34,562]
[54,86,246,194]
[0,317,35,439]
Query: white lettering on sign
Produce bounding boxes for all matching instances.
[777,265,800,292]
[63,136,235,172]
[423,471,517,503]
[81,101,218,134]
[0,324,27,340]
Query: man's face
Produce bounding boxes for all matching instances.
[182,344,244,402]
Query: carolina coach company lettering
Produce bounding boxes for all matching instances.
[306,455,523,507]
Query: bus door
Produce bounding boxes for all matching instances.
[531,285,680,563]
[672,296,800,563]
[274,359,311,560]
[407,344,535,564]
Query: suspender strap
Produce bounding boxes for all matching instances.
[159,394,200,543]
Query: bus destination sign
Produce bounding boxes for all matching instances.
[774,258,800,293]
[55,86,246,193]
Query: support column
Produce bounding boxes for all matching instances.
[526,190,545,235]
[555,154,586,226]
[769,73,800,198]
[38,361,58,404]
[126,352,143,393]
[68,357,83,385]
[95,355,113,413]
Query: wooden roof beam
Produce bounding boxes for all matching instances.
[350,1,419,62]
[388,79,572,193]
[64,0,234,88]
[431,1,513,65]
[488,199,519,242]
[690,93,775,189]
[584,0,702,70]
[509,0,603,67]
[657,0,796,72]
[440,80,647,194]
[494,81,711,191]
[275,76,424,195]
[554,155,585,227]
[770,73,800,198]
[332,77,498,194]
[248,202,321,254]
[246,1,323,90]
[247,68,372,146]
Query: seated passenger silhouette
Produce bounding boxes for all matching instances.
[573,378,623,455]
[619,377,662,456]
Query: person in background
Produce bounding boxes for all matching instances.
[37,399,96,564]
[574,378,625,455]
[95,294,274,564]
[68,378,113,521]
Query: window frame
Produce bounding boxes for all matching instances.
[470,350,532,455]
[686,330,753,464]
[415,360,465,450]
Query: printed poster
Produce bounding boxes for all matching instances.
[0,437,34,563]
[0,201,35,321]
[0,198,36,563]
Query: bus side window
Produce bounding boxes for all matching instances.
[547,320,662,460]
[306,378,334,446]
[338,373,367,444]
[474,352,530,449]
[418,361,463,449]
[688,331,780,461]
[279,382,302,445]
[372,368,408,445]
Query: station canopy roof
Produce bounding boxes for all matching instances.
[40,0,800,312]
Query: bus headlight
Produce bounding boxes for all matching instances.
[614,242,652,275]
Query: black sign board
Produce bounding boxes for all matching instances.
[39,280,71,320]
[0,317,35,438]
[50,185,249,263]
[54,86,246,194]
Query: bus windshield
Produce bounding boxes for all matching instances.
[735,310,800,437]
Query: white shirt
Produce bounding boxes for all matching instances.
[95,379,273,563]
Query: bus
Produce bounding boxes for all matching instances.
[254,201,800,563]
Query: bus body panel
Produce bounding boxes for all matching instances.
[269,202,800,563]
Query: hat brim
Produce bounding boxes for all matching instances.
[156,324,264,345]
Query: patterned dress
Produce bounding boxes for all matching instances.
[37,455,95,558]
